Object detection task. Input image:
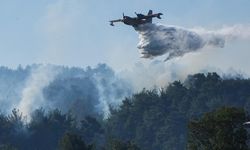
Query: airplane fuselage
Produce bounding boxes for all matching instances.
[123,16,150,27]
[109,10,163,27]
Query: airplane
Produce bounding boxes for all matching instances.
[109,10,163,27]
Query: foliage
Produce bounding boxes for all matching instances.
[187,107,248,150]
[106,139,140,150]
[59,133,94,150]
[80,116,105,147]
[0,144,17,150]
[0,72,250,150]
[27,109,77,150]
[107,72,250,150]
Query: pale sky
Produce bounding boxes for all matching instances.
[0,0,250,72]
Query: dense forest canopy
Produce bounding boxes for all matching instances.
[0,65,250,149]
[188,107,248,150]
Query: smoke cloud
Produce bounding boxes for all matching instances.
[191,24,250,41]
[1,22,250,120]
[0,64,132,120]
[16,65,60,120]
[0,62,249,120]
[135,23,250,61]
[93,66,132,119]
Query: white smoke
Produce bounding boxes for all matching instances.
[94,75,112,119]
[191,24,250,41]
[93,66,132,119]
[135,23,250,61]
[3,64,132,120]
[17,65,60,120]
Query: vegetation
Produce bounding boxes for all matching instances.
[106,139,140,150]
[0,72,250,149]
[107,73,250,150]
[59,133,94,150]
[188,107,248,150]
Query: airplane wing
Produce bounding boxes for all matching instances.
[135,12,145,19]
[109,19,123,26]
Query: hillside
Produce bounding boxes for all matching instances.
[0,70,250,149]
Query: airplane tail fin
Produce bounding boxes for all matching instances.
[148,10,153,15]
[157,13,163,19]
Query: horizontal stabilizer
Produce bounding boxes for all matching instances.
[157,13,163,19]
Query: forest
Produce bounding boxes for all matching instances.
[0,66,250,150]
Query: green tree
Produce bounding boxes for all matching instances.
[0,144,17,150]
[107,139,140,150]
[28,109,77,150]
[80,116,104,148]
[59,133,94,150]
[187,107,248,150]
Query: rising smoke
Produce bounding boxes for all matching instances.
[16,65,61,120]
[0,64,132,120]
[135,23,250,61]
[0,23,250,120]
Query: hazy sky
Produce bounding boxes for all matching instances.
[0,0,250,72]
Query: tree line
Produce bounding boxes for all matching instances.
[1,72,250,149]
